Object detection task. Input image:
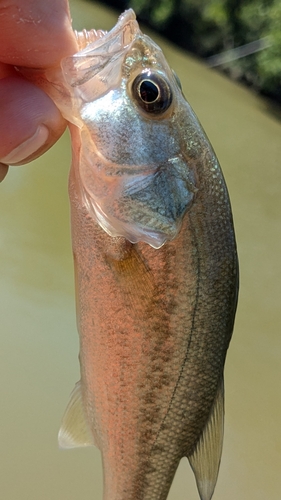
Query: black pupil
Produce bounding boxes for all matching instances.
[139,80,159,103]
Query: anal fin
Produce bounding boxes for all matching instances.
[188,378,224,500]
[58,380,97,449]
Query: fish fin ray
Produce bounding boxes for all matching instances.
[187,378,224,500]
[58,380,96,449]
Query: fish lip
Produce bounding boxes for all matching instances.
[79,9,138,54]
[61,10,140,88]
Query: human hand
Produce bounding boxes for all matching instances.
[0,0,78,181]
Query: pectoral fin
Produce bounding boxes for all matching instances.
[188,378,224,500]
[58,381,96,449]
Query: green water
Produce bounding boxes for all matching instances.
[1,1,280,498]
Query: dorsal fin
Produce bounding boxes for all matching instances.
[188,378,224,500]
[58,380,96,449]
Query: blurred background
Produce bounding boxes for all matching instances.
[0,0,280,499]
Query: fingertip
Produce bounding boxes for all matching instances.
[0,76,67,166]
[0,0,78,68]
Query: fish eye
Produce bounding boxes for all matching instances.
[132,71,172,115]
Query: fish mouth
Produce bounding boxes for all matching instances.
[74,9,138,51]
[61,10,140,88]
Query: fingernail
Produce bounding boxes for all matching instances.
[0,163,9,182]
[0,125,49,164]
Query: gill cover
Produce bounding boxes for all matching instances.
[61,10,197,248]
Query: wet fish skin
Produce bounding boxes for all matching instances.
[67,164,237,500]
[25,9,238,500]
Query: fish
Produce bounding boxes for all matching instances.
[26,9,239,500]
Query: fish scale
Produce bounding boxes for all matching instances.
[22,8,238,500]
[67,164,236,499]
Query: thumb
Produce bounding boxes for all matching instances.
[0,75,66,180]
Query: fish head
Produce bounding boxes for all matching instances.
[62,10,200,249]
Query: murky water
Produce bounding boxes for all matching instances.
[1,1,280,499]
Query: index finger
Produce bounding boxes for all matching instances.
[0,0,77,68]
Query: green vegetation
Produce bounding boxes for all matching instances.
[104,0,281,102]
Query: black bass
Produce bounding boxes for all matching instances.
[30,9,239,500]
